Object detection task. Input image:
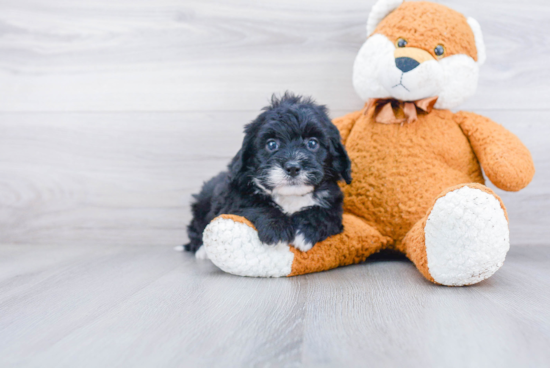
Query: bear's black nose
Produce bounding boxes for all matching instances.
[284,162,301,177]
[395,57,420,73]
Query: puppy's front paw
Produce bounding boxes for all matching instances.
[292,232,314,252]
[292,218,332,252]
[257,223,295,247]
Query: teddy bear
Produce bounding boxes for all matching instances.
[199,0,535,286]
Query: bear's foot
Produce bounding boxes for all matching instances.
[203,215,294,277]
[424,185,510,286]
[204,213,392,277]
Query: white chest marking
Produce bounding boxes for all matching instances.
[272,190,328,215]
[273,193,317,215]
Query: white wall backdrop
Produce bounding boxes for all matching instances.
[0,0,548,246]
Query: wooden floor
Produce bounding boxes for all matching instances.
[1,245,549,367]
[1,0,550,366]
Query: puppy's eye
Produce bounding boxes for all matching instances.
[396,38,407,48]
[306,138,319,151]
[434,44,445,58]
[266,139,279,152]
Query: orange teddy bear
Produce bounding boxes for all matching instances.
[201,0,535,286]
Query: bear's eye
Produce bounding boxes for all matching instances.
[266,139,279,152]
[306,138,319,152]
[434,44,445,58]
[396,38,408,48]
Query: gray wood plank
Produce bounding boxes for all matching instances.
[0,109,547,247]
[301,250,550,367]
[0,111,244,246]
[0,109,546,247]
[0,244,549,367]
[0,0,549,112]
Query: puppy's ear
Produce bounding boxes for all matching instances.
[329,136,352,184]
[229,120,259,185]
[229,148,244,173]
[308,102,351,184]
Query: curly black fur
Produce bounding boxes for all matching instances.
[185,92,352,253]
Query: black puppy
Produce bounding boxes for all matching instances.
[185,93,351,258]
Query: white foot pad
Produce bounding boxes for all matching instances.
[195,246,209,260]
[203,217,294,277]
[425,186,510,286]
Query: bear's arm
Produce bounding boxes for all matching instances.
[332,110,362,143]
[455,111,535,192]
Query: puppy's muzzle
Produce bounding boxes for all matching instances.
[284,161,301,178]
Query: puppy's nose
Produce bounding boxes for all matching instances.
[284,162,301,177]
[395,57,420,73]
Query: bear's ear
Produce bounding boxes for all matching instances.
[467,17,486,65]
[366,0,403,36]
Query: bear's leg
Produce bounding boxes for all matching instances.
[203,213,391,277]
[402,183,510,286]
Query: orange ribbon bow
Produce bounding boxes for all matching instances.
[364,96,439,124]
